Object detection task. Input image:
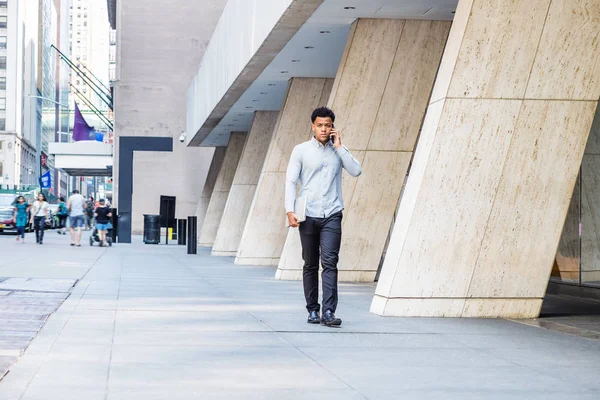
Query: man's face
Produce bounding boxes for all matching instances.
[312,117,333,144]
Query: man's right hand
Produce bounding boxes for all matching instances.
[287,212,300,228]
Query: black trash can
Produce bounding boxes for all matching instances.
[143,214,161,244]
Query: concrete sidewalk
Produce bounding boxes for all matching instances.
[0,234,599,399]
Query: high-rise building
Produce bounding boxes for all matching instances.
[68,0,110,133]
[0,0,44,188]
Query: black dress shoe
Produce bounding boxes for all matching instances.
[321,310,342,327]
[307,310,321,324]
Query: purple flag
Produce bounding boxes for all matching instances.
[73,102,95,141]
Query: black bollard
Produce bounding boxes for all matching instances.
[177,219,187,246]
[111,208,118,243]
[187,216,197,255]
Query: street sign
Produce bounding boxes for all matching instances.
[40,171,52,189]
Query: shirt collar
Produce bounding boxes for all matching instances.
[311,136,332,148]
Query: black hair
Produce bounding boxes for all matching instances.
[59,196,65,202]
[38,193,47,202]
[73,189,79,194]
[311,107,335,124]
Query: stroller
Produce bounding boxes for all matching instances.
[89,225,113,247]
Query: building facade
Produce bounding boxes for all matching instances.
[109,0,227,235]
[68,0,110,133]
[1,0,44,189]
[182,0,600,319]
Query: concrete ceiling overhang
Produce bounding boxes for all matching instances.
[190,0,458,147]
[49,142,113,177]
[188,0,324,146]
[60,168,112,177]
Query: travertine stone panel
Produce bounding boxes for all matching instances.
[371,295,543,319]
[262,79,334,173]
[232,112,279,185]
[429,0,475,103]
[386,99,523,298]
[198,133,246,247]
[448,0,550,99]
[211,185,258,256]
[276,19,450,282]
[369,20,452,151]
[198,192,229,247]
[375,100,446,295]
[329,19,405,151]
[195,147,226,236]
[236,78,333,266]
[526,0,600,100]
[212,111,279,256]
[338,151,411,279]
[468,101,595,298]
[373,0,600,318]
[236,172,288,265]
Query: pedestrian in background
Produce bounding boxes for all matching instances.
[85,196,95,230]
[30,193,49,245]
[56,196,68,235]
[12,196,30,243]
[67,189,86,247]
[94,199,112,247]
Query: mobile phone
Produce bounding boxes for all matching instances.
[330,123,336,144]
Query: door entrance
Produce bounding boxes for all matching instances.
[160,195,176,244]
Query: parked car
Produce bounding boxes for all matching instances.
[0,194,16,233]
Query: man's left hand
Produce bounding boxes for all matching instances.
[330,129,342,150]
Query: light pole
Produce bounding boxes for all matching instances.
[25,95,69,110]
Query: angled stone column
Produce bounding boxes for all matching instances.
[212,111,279,256]
[276,19,451,282]
[195,147,226,239]
[373,0,600,318]
[198,133,246,247]
[236,78,333,265]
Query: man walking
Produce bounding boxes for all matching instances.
[285,107,362,327]
[67,189,86,246]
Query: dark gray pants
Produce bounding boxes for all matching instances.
[34,216,45,243]
[299,212,342,313]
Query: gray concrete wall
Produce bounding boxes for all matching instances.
[114,0,227,233]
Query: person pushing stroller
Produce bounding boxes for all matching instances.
[93,199,112,247]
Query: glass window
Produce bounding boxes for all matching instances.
[0,98,7,110]
[0,161,3,176]
[0,118,5,130]
[0,77,6,90]
[555,103,600,288]
[0,17,7,29]
[0,140,2,150]
[0,57,6,69]
[0,2,7,9]
[0,37,6,49]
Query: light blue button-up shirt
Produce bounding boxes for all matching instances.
[286,137,362,218]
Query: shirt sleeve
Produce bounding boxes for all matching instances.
[336,145,362,177]
[285,146,302,214]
